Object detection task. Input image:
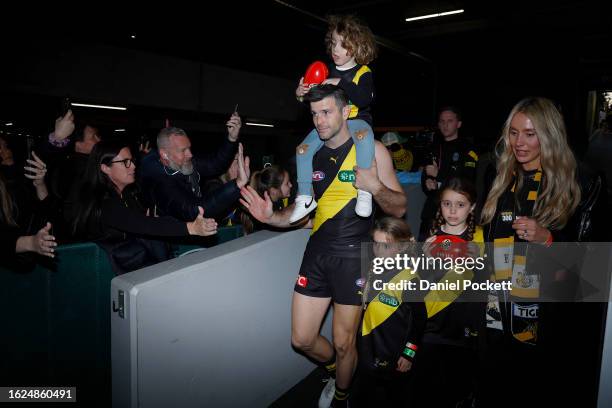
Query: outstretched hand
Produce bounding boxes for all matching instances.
[31,222,56,258]
[235,143,251,188]
[240,186,273,223]
[188,206,218,236]
[24,151,49,200]
[226,112,242,142]
[55,110,75,141]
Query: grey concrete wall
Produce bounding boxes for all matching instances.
[111,230,332,408]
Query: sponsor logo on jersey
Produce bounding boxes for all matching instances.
[501,211,513,222]
[513,303,538,319]
[374,358,389,368]
[378,292,399,307]
[355,277,366,288]
[297,275,308,288]
[338,170,355,183]
[312,171,325,181]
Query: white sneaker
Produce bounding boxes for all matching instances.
[355,189,372,217]
[318,378,335,408]
[289,195,317,223]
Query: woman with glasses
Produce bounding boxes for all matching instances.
[72,140,218,274]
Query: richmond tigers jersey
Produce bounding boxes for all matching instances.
[328,64,374,126]
[307,138,373,258]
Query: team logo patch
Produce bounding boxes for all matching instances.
[354,129,369,141]
[515,271,535,288]
[440,238,452,250]
[338,170,355,182]
[312,171,325,182]
[452,152,460,162]
[297,275,308,288]
[355,277,366,288]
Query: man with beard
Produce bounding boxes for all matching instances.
[140,113,249,222]
[240,85,406,407]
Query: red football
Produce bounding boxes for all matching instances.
[429,234,468,259]
[303,61,329,85]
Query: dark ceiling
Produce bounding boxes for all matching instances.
[2,0,611,148]
[49,0,609,79]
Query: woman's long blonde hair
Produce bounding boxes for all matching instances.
[481,97,581,230]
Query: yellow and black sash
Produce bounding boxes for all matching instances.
[489,169,543,345]
[308,138,372,257]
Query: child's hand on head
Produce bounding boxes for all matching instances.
[322,78,340,86]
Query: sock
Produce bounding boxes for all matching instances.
[333,385,349,403]
[322,354,336,379]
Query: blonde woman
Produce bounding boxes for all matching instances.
[479,97,604,407]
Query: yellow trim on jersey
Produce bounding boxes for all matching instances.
[362,268,417,336]
[311,145,358,235]
[348,65,371,119]
[352,65,371,84]
[424,267,474,318]
[468,150,479,161]
[527,191,538,201]
[424,226,483,318]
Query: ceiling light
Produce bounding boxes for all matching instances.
[246,122,274,128]
[131,34,136,39]
[71,103,127,111]
[5,122,13,126]
[114,129,126,132]
[405,9,464,22]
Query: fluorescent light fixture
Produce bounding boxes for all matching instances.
[246,122,274,128]
[5,122,13,126]
[405,9,464,22]
[114,129,126,132]
[71,103,127,111]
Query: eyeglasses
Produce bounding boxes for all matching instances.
[111,158,135,168]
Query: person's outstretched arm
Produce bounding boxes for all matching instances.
[239,187,311,229]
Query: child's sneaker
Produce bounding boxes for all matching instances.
[290,195,317,223]
[355,189,372,217]
[318,378,335,408]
